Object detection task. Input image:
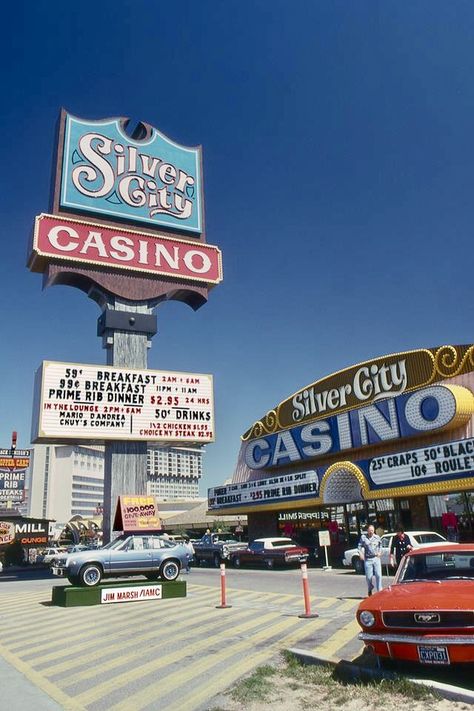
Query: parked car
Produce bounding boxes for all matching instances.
[37,547,68,565]
[164,535,189,545]
[342,530,451,573]
[193,532,247,567]
[230,537,308,569]
[357,544,474,666]
[50,544,91,567]
[51,533,192,586]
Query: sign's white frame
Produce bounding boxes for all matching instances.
[32,361,214,444]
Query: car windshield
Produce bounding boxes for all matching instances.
[214,535,238,543]
[413,533,446,544]
[101,536,130,551]
[399,550,474,582]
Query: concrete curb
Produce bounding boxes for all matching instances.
[286,648,474,705]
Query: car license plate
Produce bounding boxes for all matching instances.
[418,645,450,665]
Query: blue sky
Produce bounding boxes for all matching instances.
[2,1,474,491]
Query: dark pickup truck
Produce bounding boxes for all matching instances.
[193,533,247,567]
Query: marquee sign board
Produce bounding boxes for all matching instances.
[208,434,474,511]
[209,345,474,513]
[208,470,319,509]
[243,345,474,441]
[29,214,222,284]
[243,384,474,470]
[54,112,203,235]
[0,447,29,502]
[32,361,214,444]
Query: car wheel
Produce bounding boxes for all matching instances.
[213,554,221,568]
[160,559,180,581]
[233,556,241,568]
[265,558,274,570]
[79,563,102,587]
[352,556,364,574]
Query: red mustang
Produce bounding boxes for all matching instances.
[357,544,474,666]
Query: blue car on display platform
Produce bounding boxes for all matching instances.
[51,533,191,586]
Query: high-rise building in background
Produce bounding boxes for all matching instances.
[28,443,204,524]
[146,445,202,500]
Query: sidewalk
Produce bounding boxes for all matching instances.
[0,655,62,710]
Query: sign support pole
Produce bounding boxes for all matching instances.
[96,294,158,543]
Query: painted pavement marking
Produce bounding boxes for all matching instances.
[0,583,362,711]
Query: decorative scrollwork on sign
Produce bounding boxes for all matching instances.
[242,409,280,441]
[434,345,474,379]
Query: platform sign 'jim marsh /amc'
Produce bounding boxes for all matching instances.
[31,361,214,444]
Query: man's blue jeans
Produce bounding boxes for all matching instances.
[364,556,382,594]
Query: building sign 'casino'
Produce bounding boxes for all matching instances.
[208,345,474,513]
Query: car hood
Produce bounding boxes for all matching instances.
[359,580,474,612]
[64,550,108,565]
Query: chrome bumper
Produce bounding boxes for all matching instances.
[51,566,66,577]
[359,631,474,646]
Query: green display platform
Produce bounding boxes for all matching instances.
[52,579,187,607]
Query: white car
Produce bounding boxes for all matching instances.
[37,547,68,565]
[342,530,451,573]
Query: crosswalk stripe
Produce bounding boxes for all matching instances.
[16,599,235,664]
[163,644,291,711]
[74,610,290,705]
[3,585,222,647]
[58,606,254,685]
[107,614,315,711]
[312,617,362,659]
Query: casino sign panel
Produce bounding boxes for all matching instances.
[209,344,474,513]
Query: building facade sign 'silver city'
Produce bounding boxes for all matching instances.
[209,344,474,513]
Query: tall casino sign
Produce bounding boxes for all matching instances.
[28,110,221,454]
[28,110,222,306]
[209,345,474,512]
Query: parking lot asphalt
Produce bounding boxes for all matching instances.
[2,565,471,710]
[0,566,368,711]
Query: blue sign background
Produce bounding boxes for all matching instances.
[59,114,202,233]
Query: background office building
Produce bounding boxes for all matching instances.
[147,445,202,500]
[28,443,204,524]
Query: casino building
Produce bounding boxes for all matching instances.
[208,345,474,556]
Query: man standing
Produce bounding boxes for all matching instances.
[390,526,412,568]
[358,524,382,596]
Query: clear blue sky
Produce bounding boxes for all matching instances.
[2,1,474,492]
